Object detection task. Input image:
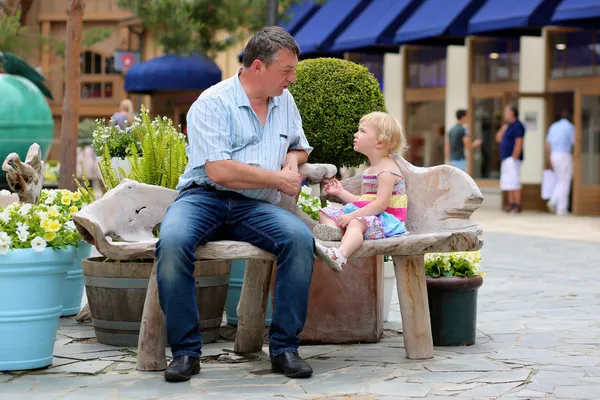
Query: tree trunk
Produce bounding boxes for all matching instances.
[59,0,85,191]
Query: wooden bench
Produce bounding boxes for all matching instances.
[73,158,483,371]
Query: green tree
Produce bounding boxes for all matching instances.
[116,0,321,58]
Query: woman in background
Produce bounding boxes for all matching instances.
[112,99,135,129]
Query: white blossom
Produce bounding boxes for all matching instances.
[30,236,47,252]
[18,203,32,215]
[0,189,12,196]
[0,211,10,224]
[0,244,8,255]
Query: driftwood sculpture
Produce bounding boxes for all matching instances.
[2,143,44,204]
[73,158,484,371]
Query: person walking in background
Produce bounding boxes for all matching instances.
[545,110,574,216]
[497,103,525,213]
[112,99,135,129]
[446,109,482,172]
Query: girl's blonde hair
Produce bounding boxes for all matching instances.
[359,111,408,157]
[119,99,135,127]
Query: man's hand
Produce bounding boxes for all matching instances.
[277,165,302,196]
[472,139,483,148]
[336,214,354,228]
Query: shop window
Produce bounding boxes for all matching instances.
[78,50,120,100]
[472,39,520,83]
[346,53,384,90]
[581,95,600,185]
[550,30,600,78]
[407,47,446,88]
[406,101,446,167]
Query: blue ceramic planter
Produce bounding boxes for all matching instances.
[0,247,76,371]
[225,260,273,326]
[61,242,93,316]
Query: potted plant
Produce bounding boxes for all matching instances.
[91,116,141,184]
[38,188,92,317]
[425,250,485,346]
[0,192,82,370]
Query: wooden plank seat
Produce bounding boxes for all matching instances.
[73,158,484,372]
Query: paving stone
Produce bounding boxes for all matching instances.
[584,367,600,376]
[510,388,548,398]
[552,356,600,367]
[301,371,391,395]
[49,357,79,368]
[59,387,121,400]
[60,330,97,339]
[0,374,13,383]
[191,384,305,396]
[554,384,600,399]
[51,350,126,361]
[368,380,435,397]
[196,368,249,380]
[48,360,114,375]
[458,382,524,397]
[53,343,121,355]
[113,363,135,371]
[424,358,509,372]
[407,372,488,383]
[200,376,290,387]
[471,369,531,383]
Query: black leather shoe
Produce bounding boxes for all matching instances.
[271,352,313,378]
[164,356,201,382]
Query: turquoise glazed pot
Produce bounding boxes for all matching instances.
[61,241,93,317]
[0,247,76,371]
[225,259,272,326]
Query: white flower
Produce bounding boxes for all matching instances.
[301,186,312,196]
[45,195,56,205]
[0,211,9,224]
[64,221,76,231]
[19,203,32,215]
[0,244,8,255]
[30,236,47,252]
[0,189,11,196]
[0,231,12,246]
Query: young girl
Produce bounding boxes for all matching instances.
[314,111,408,272]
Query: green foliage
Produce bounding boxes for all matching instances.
[424,251,485,279]
[116,0,322,58]
[297,186,329,221]
[288,58,386,169]
[73,171,98,204]
[97,107,188,191]
[0,7,112,59]
[92,119,141,158]
[126,106,187,190]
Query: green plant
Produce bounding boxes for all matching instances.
[297,186,329,220]
[99,106,188,191]
[0,189,89,253]
[91,119,141,159]
[425,251,484,279]
[288,58,386,169]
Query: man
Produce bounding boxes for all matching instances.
[496,103,525,213]
[156,27,315,383]
[545,110,574,216]
[446,109,482,171]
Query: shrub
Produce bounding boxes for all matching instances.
[288,58,386,169]
[424,251,485,278]
[91,118,140,159]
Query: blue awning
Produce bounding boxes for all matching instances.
[294,0,371,56]
[331,0,423,53]
[238,1,321,63]
[394,0,486,46]
[469,0,563,36]
[125,54,221,94]
[552,0,600,26]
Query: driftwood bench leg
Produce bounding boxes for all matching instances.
[137,261,167,371]
[234,259,274,353]
[393,255,434,359]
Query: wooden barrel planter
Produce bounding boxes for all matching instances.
[83,258,231,347]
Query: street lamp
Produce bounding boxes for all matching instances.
[266,0,278,26]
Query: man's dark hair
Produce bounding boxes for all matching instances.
[560,109,572,120]
[507,103,519,118]
[456,109,467,120]
[242,26,300,68]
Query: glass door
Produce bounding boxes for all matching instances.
[574,91,600,215]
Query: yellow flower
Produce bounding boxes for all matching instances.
[48,207,60,218]
[44,219,61,233]
[43,232,56,242]
[70,206,78,214]
[71,191,81,201]
[61,193,72,205]
[41,218,51,231]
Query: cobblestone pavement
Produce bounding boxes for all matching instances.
[2,213,600,399]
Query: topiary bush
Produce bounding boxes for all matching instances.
[289,58,386,169]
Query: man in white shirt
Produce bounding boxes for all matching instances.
[545,110,575,216]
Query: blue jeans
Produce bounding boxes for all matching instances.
[155,185,315,358]
[450,159,466,172]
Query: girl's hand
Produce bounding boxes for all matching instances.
[325,179,344,196]
[336,214,354,228]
